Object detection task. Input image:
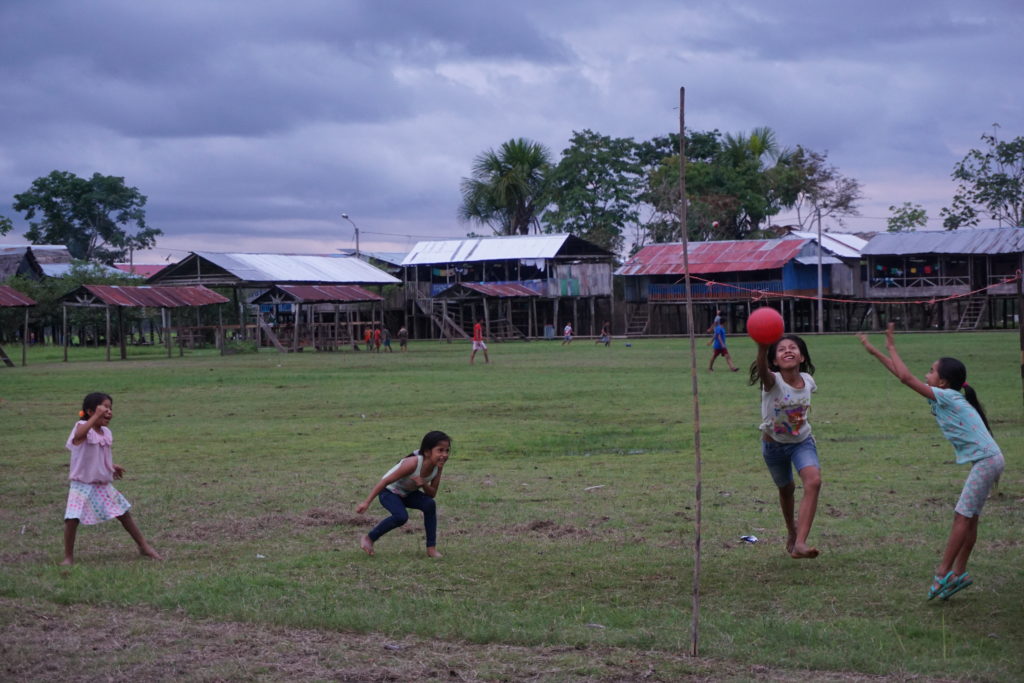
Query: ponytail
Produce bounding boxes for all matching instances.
[961,383,992,435]
[935,358,992,434]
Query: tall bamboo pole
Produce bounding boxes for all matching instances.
[678,86,704,658]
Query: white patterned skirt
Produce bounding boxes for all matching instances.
[65,481,132,525]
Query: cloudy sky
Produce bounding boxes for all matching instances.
[1,0,1021,262]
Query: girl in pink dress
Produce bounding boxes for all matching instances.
[61,392,162,566]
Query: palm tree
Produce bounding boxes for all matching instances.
[459,138,552,235]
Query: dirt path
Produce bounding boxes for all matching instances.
[0,597,932,682]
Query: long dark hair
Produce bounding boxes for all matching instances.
[748,334,815,386]
[935,357,992,433]
[419,430,451,453]
[81,392,113,416]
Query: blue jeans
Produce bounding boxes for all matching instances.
[762,436,820,487]
[368,489,437,547]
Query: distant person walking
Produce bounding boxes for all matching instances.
[470,319,489,364]
[597,321,611,346]
[561,322,573,345]
[382,327,393,352]
[708,319,739,372]
[398,325,409,352]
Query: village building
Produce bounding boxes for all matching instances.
[146,251,400,350]
[861,226,1024,330]
[399,234,614,340]
[615,236,850,335]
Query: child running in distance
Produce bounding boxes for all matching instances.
[749,335,822,559]
[470,319,489,364]
[62,392,162,566]
[356,431,451,558]
[708,319,739,372]
[859,324,1004,600]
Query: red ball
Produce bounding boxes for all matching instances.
[747,307,784,345]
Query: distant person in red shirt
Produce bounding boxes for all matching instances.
[373,326,382,352]
[363,327,372,351]
[470,319,489,364]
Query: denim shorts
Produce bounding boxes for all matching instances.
[762,436,820,487]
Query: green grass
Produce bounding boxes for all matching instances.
[1,332,1022,679]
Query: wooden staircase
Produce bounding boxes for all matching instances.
[956,297,986,331]
[488,317,527,341]
[626,305,650,336]
[417,299,470,340]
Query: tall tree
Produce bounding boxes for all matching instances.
[887,202,928,232]
[941,126,1024,229]
[780,146,863,229]
[542,130,641,254]
[458,138,552,235]
[0,215,11,237]
[13,171,160,263]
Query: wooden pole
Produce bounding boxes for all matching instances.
[22,308,28,366]
[62,305,68,362]
[105,306,111,362]
[679,86,703,658]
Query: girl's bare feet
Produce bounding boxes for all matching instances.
[140,545,163,561]
[59,557,74,566]
[426,547,443,559]
[360,535,375,556]
[790,542,820,559]
[786,531,797,555]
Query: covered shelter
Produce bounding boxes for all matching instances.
[431,282,540,340]
[0,285,36,367]
[147,251,400,343]
[400,234,613,340]
[58,284,229,361]
[250,284,384,352]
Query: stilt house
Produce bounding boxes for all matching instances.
[615,237,847,335]
[861,227,1024,330]
[399,234,613,340]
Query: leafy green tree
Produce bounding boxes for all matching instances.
[12,171,160,263]
[780,146,863,229]
[941,127,1024,229]
[458,138,552,235]
[542,130,641,254]
[0,215,12,236]
[887,202,928,232]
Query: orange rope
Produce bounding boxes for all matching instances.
[670,270,1023,306]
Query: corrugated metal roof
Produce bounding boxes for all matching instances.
[115,264,166,277]
[436,282,540,298]
[401,234,609,265]
[786,230,866,259]
[615,239,809,276]
[0,285,36,306]
[150,252,401,286]
[61,285,230,307]
[251,284,383,303]
[862,227,1024,255]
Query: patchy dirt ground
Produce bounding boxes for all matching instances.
[1,597,937,682]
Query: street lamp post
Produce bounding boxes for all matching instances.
[341,213,360,258]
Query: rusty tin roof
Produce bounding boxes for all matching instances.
[60,285,230,307]
[251,284,383,303]
[616,239,810,276]
[0,285,36,306]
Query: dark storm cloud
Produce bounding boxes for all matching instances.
[0,0,1021,257]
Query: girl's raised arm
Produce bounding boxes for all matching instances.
[860,324,934,400]
[71,406,109,445]
[755,343,776,391]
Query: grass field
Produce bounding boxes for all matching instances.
[1,332,1022,681]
